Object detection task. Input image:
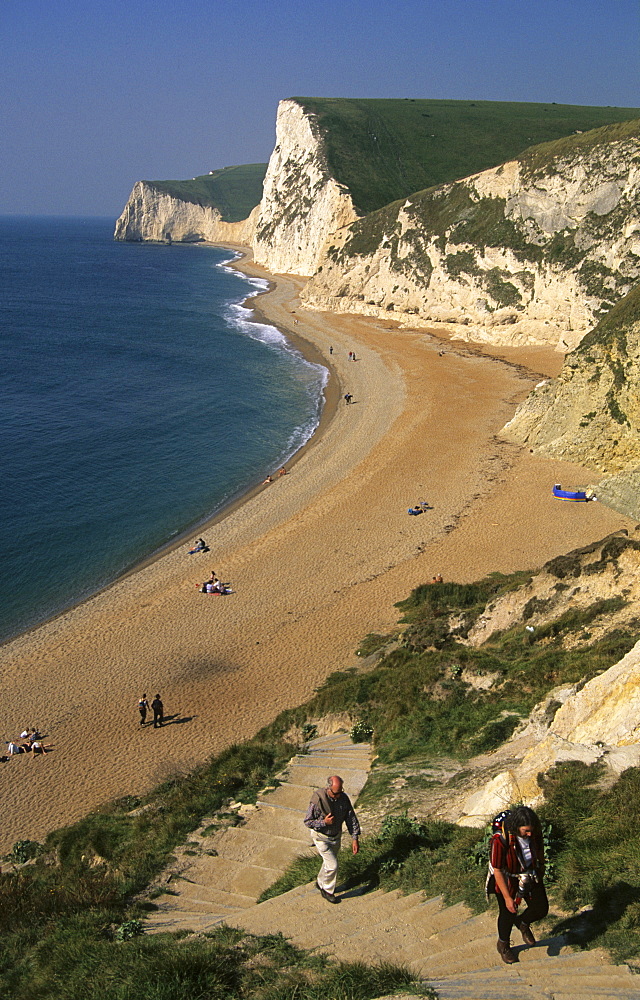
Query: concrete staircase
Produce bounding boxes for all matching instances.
[229,885,639,999]
[145,731,371,934]
[145,733,639,999]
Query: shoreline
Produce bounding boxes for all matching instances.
[0,251,633,852]
[0,250,339,650]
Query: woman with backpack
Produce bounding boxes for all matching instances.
[487,805,548,964]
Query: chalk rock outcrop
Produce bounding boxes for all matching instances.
[457,529,640,825]
[501,282,640,517]
[459,638,640,826]
[114,182,259,244]
[252,100,359,276]
[303,120,640,350]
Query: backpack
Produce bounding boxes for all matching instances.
[491,809,512,846]
[485,809,512,899]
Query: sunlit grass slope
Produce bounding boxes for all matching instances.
[147,163,267,222]
[294,97,640,214]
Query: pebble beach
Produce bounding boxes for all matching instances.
[0,253,631,853]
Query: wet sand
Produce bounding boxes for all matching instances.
[0,255,631,852]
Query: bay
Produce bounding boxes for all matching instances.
[0,217,326,643]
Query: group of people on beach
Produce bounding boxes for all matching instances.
[188,541,233,595]
[262,467,287,485]
[137,694,164,728]
[3,727,49,761]
[196,568,231,595]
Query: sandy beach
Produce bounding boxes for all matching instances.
[0,253,632,853]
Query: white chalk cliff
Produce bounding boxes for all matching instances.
[252,99,359,276]
[303,123,640,350]
[115,110,639,350]
[113,182,259,245]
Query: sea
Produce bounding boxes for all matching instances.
[0,216,327,645]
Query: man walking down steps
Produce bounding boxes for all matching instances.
[304,774,361,903]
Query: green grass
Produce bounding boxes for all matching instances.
[541,763,640,962]
[579,281,640,355]
[2,562,639,990]
[294,97,640,215]
[0,921,428,1000]
[148,163,267,222]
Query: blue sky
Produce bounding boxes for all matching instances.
[2,0,639,217]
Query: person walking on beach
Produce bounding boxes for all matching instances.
[304,775,360,903]
[487,806,548,964]
[138,693,149,726]
[344,393,353,405]
[151,694,164,729]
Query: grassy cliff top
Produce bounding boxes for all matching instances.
[146,163,267,222]
[293,97,640,214]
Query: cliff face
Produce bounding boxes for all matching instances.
[113,182,259,244]
[302,121,640,350]
[252,100,359,276]
[501,284,640,509]
[457,529,640,825]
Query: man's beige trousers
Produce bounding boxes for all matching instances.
[312,831,342,894]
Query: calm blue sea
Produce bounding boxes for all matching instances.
[0,217,326,644]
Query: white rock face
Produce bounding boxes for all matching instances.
[113,182,259,245]
[303,134,640,350]
[457,638,640,825]
[252,100,359,276]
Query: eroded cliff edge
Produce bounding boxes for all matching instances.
[303,120,640,350]
[501,284,640,518]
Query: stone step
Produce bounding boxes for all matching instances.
[279,765,370,795]
[397,899,471,937]
[163,881,256,909]
[258,783,313,810]
[426,979,550,1000]
[551,993,640,1000]
[169,855,281,898]
[244,803,313,841]
[212,826,313,869]
[294,748,371,760]
[306,735,369,749]
[146,910,226,933]
[154,895,245,917]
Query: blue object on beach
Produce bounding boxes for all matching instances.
[552,484,590,502]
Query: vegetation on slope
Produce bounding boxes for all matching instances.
[148,163,267,222]
[259,575,640,962]
[295,97,640,215]
[2,565,640,993]
[579,280,640,355]
[0,736,421,999]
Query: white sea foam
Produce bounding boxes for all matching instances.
[217,254,329,465]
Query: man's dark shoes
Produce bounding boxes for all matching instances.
[497,940,517,964]
[519,922,536,946]
[317,883,340,904]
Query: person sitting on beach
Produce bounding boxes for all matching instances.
[278,467,287,477]
[262,475,273,484]
[20,729,31,740]
[189,538,207,554]
[31,741,49,756]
